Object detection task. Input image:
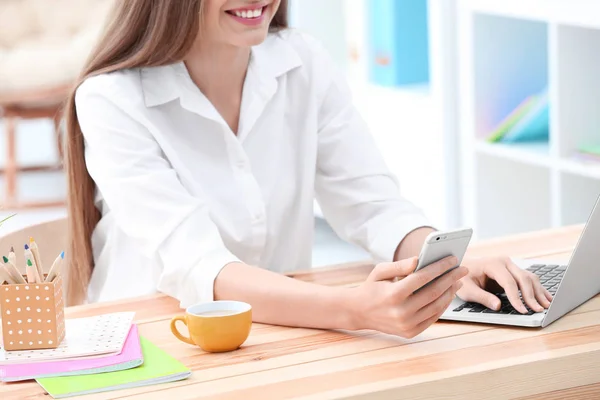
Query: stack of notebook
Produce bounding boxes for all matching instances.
[0,312,191,398]
[486,88,549,144]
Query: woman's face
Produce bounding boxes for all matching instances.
[201,0,281,47]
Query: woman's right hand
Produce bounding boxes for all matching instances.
[350,256,468,338]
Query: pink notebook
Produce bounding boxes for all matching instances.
[0,325,142,382]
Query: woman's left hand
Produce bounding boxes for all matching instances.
[456,256,553,314]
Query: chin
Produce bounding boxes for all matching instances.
[232,30,270,47]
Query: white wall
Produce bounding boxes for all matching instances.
[289,0,349,71]
[293,1,459,230]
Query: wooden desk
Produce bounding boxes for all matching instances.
[3,225,599,399]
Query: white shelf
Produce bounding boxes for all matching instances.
[475,141,551,168]
[560,159,600,181]
[476,141,600,180]
[460,0,600,29]
[460,0,553,23]
[560,172,600,226]
[475,156,552,238]
[458,0,600,239]
[554,24,600,160]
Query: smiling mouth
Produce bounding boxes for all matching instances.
[226,5,267,20]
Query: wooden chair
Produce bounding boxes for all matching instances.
[0,86,70,209]
[0,0,114,210]
[0,216,67,277]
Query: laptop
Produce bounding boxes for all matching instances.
[441,194,600,328]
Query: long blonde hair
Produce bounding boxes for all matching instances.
[64,0,289,306]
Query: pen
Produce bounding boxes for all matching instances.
[26,259,37,284]
[24,244,42,283]
[29,237,44,280]
[46,251,64,283]
[2,256,25,284]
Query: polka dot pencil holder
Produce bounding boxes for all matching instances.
[0,274,65,351]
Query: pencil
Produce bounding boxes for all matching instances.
[0,264,15,284]
[45,251,64,283]
[8,246,16,268]
[24,244,42,283]
[2,256,25,284]
[29,237,44,279]
[25,259,37,284]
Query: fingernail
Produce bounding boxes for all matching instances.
[493,300,501,310]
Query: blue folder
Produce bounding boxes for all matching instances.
[366,0,430,87]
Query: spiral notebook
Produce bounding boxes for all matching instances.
[1,324,142,382]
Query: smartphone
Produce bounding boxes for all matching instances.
[413,228,473,289]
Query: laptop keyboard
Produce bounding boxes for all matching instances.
[452,264,566,315]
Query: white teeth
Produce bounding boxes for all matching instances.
[233,7,262,19]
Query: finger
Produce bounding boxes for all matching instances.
[506,263,543,312]
[543,287,553,302]
[405,289,456,339]
[407,266,468,311]
[398,256,461,295]
[533,283,551,309]
[530,277,552,308]
[457,281,501,310]
[485,263,528,314]
[413,281,462,324]
[368,257,418,282]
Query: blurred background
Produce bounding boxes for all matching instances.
[1,0,600,267]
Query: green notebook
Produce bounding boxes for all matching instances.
[486,95,539,143]
[579,144,600,157]
[37,336,191,399]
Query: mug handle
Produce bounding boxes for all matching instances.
[170,315,195,345]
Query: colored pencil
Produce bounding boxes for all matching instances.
[2,256,25,284]
[8,246,16,268]
[25,259,37,284]
[29,237,44,279]
[45,251,64,283]
[24,244,42,283]
[0,264,15,284]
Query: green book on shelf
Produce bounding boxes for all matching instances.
[37,336,191,399]
[486,95,539,143]
[501,90,549,143]
[578,144,600,156]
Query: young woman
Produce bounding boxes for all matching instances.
[65,0,552,338]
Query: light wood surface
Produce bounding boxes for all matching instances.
[2,225,599,399]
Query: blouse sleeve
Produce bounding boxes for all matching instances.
[75,78,240,308]
[311,40,432,262]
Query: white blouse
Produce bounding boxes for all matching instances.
[75,29,430,308]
